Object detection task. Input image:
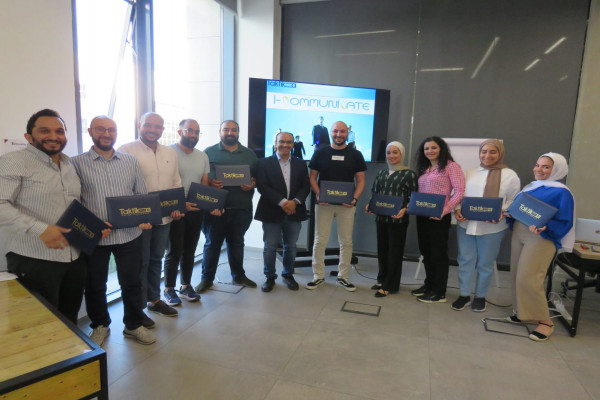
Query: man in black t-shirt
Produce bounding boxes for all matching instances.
[306,121,367,292]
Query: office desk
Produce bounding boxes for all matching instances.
[0,280,108,399]
[546,243,600,337]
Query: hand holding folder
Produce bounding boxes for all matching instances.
[506,192,558,229]
[56,199,111,255]
[407,192,446,219]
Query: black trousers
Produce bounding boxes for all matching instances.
[416,214,451,296]
[164,210,204,288]
[83,236,144,330]
[7,252,86,324]
[376,220,409,292]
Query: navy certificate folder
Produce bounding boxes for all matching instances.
[319,181,354,205]
[214,164,252,186]
[56,199,109,255]
[460,197,503,221]
[187,182,228,211]
[150,187,187,217]
[105,194,163,228]
[507,192,558,228]
[369,194,404,216]
[407,192,445,218]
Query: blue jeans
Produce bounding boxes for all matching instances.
[456,226,506,298]
[201,209,252,282]
[141,223,171,305]
[262,217,302,279]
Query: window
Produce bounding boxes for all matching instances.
[74,0,231,293]
[75,0,137,151]
[153,0,224,148]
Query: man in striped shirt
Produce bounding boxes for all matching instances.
[72,116,155,346]
[0,109,85,324]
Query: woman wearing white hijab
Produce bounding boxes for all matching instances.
[507,152,575,341]
[366,141,417,297]
[452,140,521,312]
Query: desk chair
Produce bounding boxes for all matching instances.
[546,249,600,337]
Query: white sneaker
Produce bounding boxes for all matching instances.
[89,325,110,347]
[123,326,156,345]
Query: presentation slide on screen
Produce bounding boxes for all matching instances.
[264,80,376,161]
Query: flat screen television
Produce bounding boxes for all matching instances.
[248,78,390,162]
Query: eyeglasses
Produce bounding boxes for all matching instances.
[93,126,117,134]
[182,129,201,135]
[277,140,293,145]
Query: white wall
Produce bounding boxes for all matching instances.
[569,0,600,219]
[0,0,79,269]
[0,0,79,156]
[235,0,282,248]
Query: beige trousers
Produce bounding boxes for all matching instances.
[510,222,556,321]
[312,204,356,280]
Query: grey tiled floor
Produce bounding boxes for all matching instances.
[79,249,600,400]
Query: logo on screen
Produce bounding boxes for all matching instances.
[268,81,297,88]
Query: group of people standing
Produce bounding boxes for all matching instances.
[368,136,574,342]
[0,110,574,347]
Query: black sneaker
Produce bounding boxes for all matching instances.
[451,296,471,311]
[233,275,257,288]
[506,314,522,324]
[195,280,214,293]
[305,278,325,290]
[282,274,299,290]
[336,278,356,292]
[147,300,178,317]
[417,292,446,303]
[411,285,428,297]
[142,312,156,329]
[471,297,486,312]
[261,277,276,292]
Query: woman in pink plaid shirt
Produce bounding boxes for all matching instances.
[411,136,465,303]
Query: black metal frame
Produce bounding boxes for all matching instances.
[546,251,600,337]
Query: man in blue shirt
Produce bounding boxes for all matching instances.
[72,116,155,346]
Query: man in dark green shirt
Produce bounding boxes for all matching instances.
[195,120,259,292]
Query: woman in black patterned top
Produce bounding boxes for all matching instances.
[366,141,418,297]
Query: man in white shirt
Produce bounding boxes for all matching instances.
[119,112,183,320]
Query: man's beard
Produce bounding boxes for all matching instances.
[93,138,115,152]
[31,138,67,156]
[180,136,198,149]
[222,135,238,146]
